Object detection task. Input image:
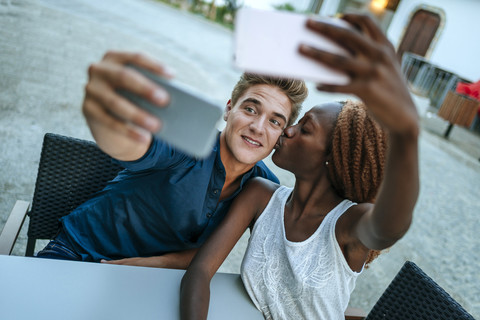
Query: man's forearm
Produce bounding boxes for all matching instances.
[161,248,199,269]
[101,248,199,269]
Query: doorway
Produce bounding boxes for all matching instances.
[397,8,442,60]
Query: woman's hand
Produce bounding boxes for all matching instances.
[300,14,419,137]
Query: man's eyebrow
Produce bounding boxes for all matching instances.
[273,111,288,124]
[241,98,261,105]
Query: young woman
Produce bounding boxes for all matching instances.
[180,14,420,320]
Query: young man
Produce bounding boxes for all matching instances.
[37,52,308,268]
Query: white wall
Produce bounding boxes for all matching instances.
[387,0,480,81]
[241,0,312,11]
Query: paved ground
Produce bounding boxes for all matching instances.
[1,0,479,317]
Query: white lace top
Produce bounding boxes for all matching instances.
[241,186,361,320]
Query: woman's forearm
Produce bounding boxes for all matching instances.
[180,269,211,320]
[358,130,420,249]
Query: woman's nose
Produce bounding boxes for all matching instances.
[283,125,296,138]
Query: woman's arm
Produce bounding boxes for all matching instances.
[300,15,420,251]
[180,178,277,320]
[355,131,419,250]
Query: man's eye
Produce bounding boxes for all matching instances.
[270,119,281,126]
[245,107,255,113]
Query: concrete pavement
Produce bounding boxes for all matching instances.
[1,0,479,317]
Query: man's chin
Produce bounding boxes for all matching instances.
[237,149,271,165]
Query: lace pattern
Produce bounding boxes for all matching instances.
[241,186,359,320]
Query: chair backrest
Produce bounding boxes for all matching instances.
[26,133,122,255]
[365,261,474,320]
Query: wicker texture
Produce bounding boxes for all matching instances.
[365,261,475,320]
[27,133,122,240]
[438,91,479,127]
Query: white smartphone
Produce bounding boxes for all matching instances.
[118,65,224,158]
[234,8,351,85]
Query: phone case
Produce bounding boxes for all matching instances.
[118,66,224,158]
[234,8,350,85]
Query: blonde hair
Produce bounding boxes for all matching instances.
[231,73,308,126]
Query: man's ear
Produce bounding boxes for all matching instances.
[224,99,233,121]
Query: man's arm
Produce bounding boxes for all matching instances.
[82,51,173,161]
[100,248,198,269]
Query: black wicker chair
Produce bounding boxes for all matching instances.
[0,133,122,256]
[346,261,475,320]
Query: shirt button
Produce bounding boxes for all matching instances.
[213,189,219,195]
[206,212,213,218]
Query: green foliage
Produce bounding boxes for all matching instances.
[155,0,235,29]
[273,2,296,12]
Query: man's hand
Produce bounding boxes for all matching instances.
[100,249,198,270]
[82,51,174,161]
[101,256,169,268]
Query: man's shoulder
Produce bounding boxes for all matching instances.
[252,160,279,184]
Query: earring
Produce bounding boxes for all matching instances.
[325,161,329,165]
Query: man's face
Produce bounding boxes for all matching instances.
[222,84,293,166]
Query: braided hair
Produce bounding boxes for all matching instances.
[327,100,388,266]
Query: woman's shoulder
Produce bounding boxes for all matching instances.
[242,177,283,219]
[244,177,281,198]
[338,202,374,229]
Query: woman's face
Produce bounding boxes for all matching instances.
[272,102,342,177]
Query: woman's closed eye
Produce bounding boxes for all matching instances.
[299,121,311,134]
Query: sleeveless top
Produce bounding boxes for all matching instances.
[241,186,362,320]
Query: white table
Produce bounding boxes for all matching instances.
[0,255,263,320]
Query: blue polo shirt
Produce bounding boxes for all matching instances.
[60,134,278,262]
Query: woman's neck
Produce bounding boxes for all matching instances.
[287,176,343,220]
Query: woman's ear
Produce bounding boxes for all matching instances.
[324,153,333,167]
[224,99,232,121]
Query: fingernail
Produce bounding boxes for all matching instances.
[143,116,161,131]
[153,89,169,105]
[298,44,312,53]
[162,66,176,78]
[136,127,154,142]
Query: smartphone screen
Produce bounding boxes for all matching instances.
[234,8,350,85]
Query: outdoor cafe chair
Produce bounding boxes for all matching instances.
[345,261,475,320]
[0,133,122,256]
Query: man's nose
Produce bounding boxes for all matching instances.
[249,115,267,133]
